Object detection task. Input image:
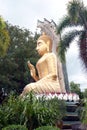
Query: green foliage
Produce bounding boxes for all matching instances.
[0,92,66,130]
[57,16,71,34]
[0,16,6,29]
[83,88,87,98]
[58,41,66,62]
[58,30,81,62]
[0,16,10,57]
[19,93,66,129]
[2,124,28,130]
[0,23,39,94]
[70,81,80,93]
[80,98,87,125]
[35,126,60,130]
[70,81,83,98]
[67,0,82,23]
[0,93,25,129]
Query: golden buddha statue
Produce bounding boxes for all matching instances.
[21,33,62,96]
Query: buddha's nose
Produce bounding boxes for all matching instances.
[36,46,38,51]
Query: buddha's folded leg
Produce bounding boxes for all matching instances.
[21,82,44,96]
[21,83,36,96]
[21,80,62,97]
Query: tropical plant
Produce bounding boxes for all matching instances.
[83,88,87,98]
[0,16,10,56]
[0,93,25,129]
[35,126,60,130]
[2,125,28,130]
[80,98,87,125]
[0,92,66,130]
[73,98,87,129]
[57,0,87,70]
[18,93,66,129]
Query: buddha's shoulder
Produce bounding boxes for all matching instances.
[47,52,56,57]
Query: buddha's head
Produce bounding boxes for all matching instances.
[36,33,52,56]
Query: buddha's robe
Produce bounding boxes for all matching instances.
[23,53,62,95]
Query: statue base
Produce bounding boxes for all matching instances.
[35,92,80,102]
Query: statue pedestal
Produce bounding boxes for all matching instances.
[35,92,80,102]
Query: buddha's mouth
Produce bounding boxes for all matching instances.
[37,50,42,55]
[37,49,42,53]
[37,50,40,53]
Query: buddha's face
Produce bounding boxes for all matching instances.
[36,39,49,56]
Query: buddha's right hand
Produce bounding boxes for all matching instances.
[27,61,36,78]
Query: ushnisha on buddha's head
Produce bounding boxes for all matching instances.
[36,33,52,56]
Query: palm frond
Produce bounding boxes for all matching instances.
[58,30,82,62]
[58,40,66,62]
[57,15,82,35]
[67,0,82,22]
[79,7,87,28]
[67,0,87,27]
[62,30,82,47]
[82,8,87,22]
[79,31,87,69]
[57,16,71,34]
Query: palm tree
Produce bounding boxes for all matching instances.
[57,0,87,70]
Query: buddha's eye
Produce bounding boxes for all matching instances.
[38,42,42,46]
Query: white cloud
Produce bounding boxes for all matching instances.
[0,0,69,32]
[66,40,87,91]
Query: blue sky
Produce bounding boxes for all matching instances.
[0,0,87,91]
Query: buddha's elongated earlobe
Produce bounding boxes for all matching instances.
[47,46,49,52]
[47,41,50,52]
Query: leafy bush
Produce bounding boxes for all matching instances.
[35,126,60,130]
[0,93,25,129]
[80,98,87,125]
[35,96,66,126]
[2,124,28,130]
[0,92,66,130]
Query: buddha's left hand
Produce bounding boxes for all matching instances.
[27,61,36,79]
